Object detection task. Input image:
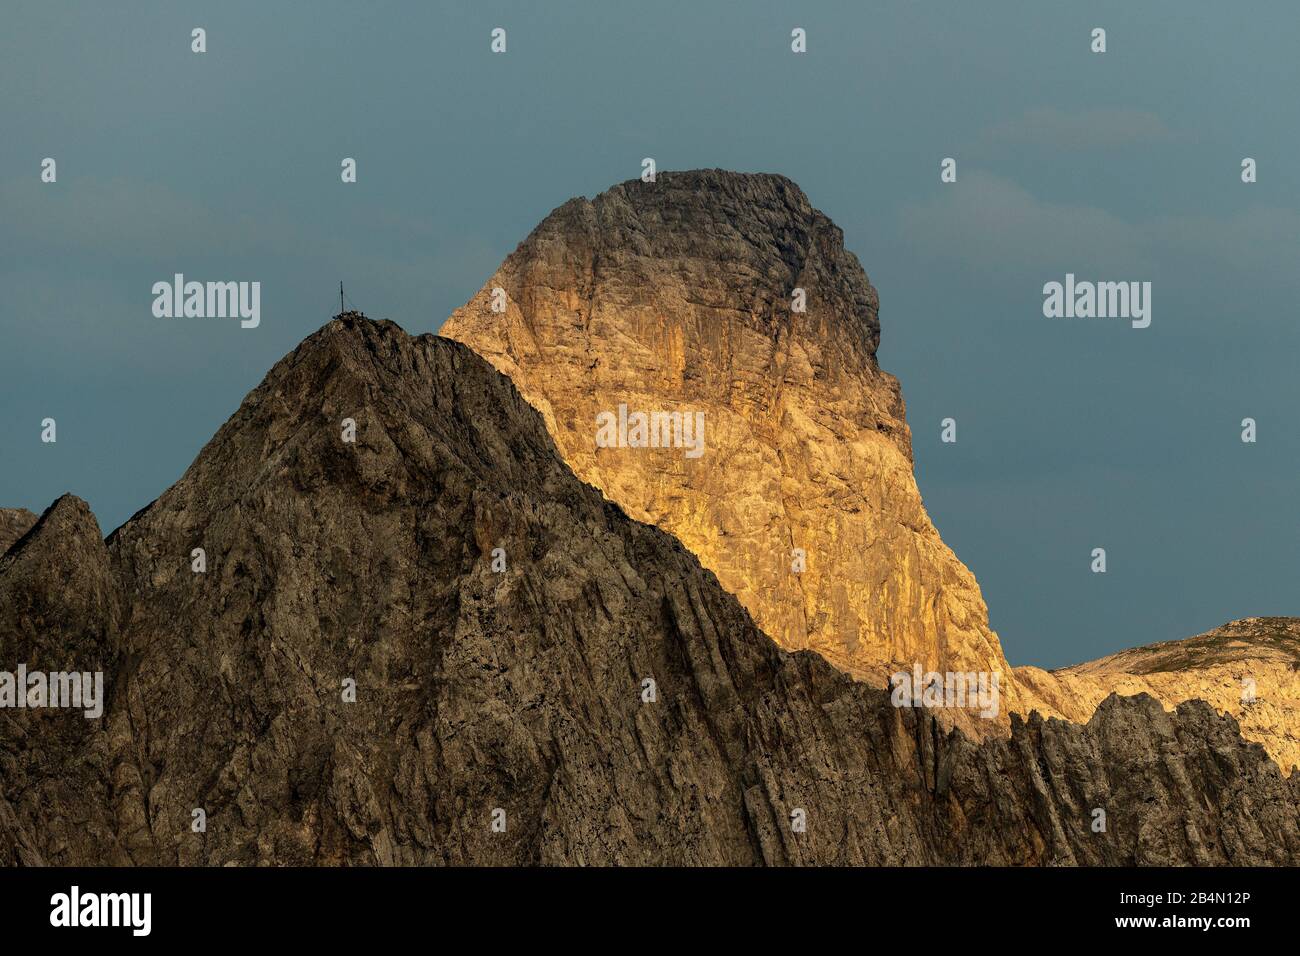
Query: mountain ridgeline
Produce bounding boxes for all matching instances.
[441,170,1021,734]
[443,170,1300,765]
[2,315,1298,865]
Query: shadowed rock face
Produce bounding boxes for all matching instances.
[2,315,1298,866]
[441,171,1026,730]
[0,495,124,865]
[1017,618,1300,774]
[440,171,1300,760]
[0,509,37,555]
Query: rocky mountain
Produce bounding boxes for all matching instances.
[441,171,1300,764]
[3,314,1297,865]
[1017,618,1300,773]
[441,170,1025,733]
[0,509,37,555]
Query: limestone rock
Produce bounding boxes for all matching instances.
[441,170,1024,733]
[0,495,126,865]
[0,508,37,555]
[1017,617,1300,773]
[441,171,1300,766]
[2,315,1296,866]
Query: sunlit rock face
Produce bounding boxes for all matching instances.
[442,170,1027,732]
[1017,617,1300,773]
[3,316,1297,866]
[442,171,1300,765]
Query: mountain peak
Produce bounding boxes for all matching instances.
[5,306,1298,865]
[442,173,1019,729]
[0,507,39,556]
[1,494,101,562]
[594,169,812,214]
[497,169,882,362]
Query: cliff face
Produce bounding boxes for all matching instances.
[0,508,37,555]
[0,495,124,866]
[441,170,1023,731]
[440,171,1300,766]
[3,315,1297,866]
[1017,618,1300,774]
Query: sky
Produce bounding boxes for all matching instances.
[3,1,1298,669]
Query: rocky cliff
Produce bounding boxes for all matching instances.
[441,171,1300,763]
[1017,617,1300,774]
[0,509,37,555]
[3,315,1297,865]
[441,170,1024,732]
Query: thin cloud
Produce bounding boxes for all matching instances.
[898,170,1300,291]
[898,170,1150,278]
[977,108,1178,153]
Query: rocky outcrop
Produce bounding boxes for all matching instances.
[2,315,1297,866]
[441,170,1025,733]
[0,495,124,865]
[0,508,37,555]
[1017,617,1300,774]
[440,172,1300,765]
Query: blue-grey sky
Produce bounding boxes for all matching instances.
[3,1,1298,668]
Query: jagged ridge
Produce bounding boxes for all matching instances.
[2,315,1297,865]
[1017,618,1300,773]
[442,170,1300,764]
[441,169,1025,733]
